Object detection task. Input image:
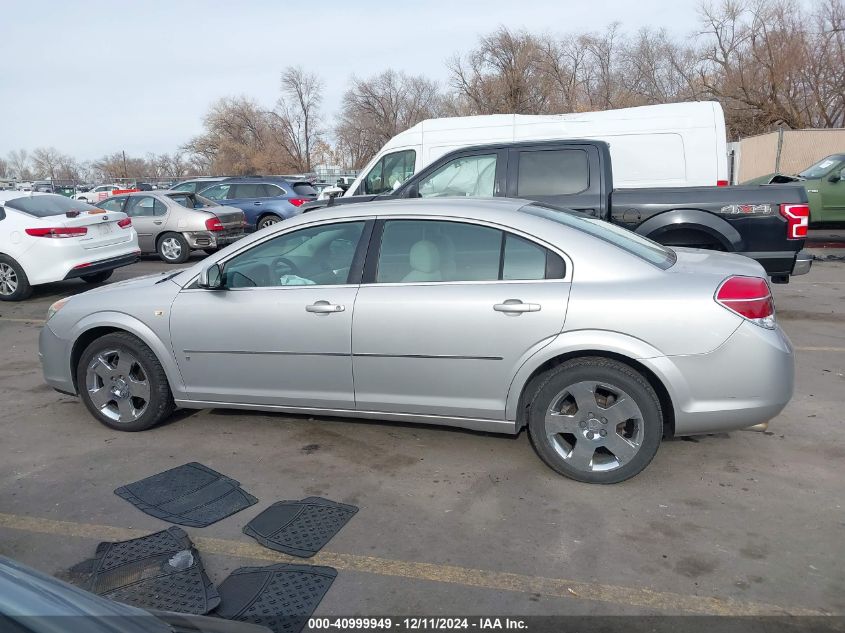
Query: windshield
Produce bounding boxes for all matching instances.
[4,194,96,217]
[798,155,844,179]
[522,202,677,269]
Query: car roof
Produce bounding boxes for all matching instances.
[300,196,533,223]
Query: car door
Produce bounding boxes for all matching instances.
[505,145,603,217]
[819,161,845,222]
[351,218,570,421]
[399,150,506,199]
[169,219,372,408]
[124,195,169,252]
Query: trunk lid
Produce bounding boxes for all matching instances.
[668,246,767,279]
[59,208,132,249]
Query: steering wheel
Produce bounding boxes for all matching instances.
[271,256,301,277]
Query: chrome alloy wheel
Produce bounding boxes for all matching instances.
[85,349,150,423]
[160,237,183,261]
[0,263,18,296]
[544,380,645,473]
[259,216,280,229]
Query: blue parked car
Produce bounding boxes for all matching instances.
[197,177,317,231]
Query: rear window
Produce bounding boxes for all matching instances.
[4,194,96,217]
[292,182,317,196]
[517,149,590,196]
[522,202,677,269]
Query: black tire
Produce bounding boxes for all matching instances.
[257,214,282,230]
[76,332,175,432]
[0,255,33,301]
[80,270,114,284]
[527,357,663,484]
[203,248,219,256]
[157,233,191,264]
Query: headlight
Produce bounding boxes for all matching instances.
[47,297,70,321]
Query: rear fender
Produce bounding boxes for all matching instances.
[636,208,744,252]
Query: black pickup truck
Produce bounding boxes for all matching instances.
[303,140,812,282]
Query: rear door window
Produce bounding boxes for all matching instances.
[517,149,590,196]
[200,184,232,200]
[232,183,265,198]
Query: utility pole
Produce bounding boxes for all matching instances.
[122,150,128,181]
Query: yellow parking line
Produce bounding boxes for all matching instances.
[0,512,822,616]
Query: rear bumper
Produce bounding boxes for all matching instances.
[62,251,140,280]
[741,249,811,278]
[791,249,813,276]
[645,321,794,435]
[183,230,244,250]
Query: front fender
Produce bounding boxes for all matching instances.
[636,208,744,252]
[68,311,186,398]
[504,329,670,423]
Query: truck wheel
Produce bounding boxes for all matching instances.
[0,255,33,301]
[527,357,663,484]
[157,233,191,264]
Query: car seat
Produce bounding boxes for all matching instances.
[402,240,442,282]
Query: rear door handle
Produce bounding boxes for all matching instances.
[493,299,541,314]
[306,300,345,314]
[153,220,163,225]
[253,201,263,205]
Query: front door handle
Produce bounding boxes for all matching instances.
[493,299,541,314]
[253,201,263,205]
[306,300,345,314]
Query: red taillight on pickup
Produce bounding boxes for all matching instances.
[780,203,809,239]
[288,198,308,207]
[25,227,88,238]
[715,276,775,328]
[205,217,224,231]
[118,218,132,228]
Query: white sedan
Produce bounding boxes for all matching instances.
[0,192,140,301]
[74,184,122,203]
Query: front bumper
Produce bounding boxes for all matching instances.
[62,251,140,280]
[39,323,76,395]
[646,321,794,436]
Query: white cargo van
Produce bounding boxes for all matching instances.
[344,101,728,197]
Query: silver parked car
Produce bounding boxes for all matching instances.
[96,191,245,263]
[38,199,794,483]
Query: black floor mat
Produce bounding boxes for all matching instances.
[71,526,220,614]
[115,462,258,527]
[215,563,337,633]
[243,497,358,558]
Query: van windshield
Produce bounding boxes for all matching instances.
[521,202,677,269]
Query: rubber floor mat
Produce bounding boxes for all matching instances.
[115,462,258,527]
[71,526,220,614]
[243,497,358,558]
[215,563,337,633]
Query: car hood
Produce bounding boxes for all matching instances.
[668,247,767,279]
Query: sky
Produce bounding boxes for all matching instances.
[0,0,704,161]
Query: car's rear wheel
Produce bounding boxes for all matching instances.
[77,332,175,431]
[157,233,190,264]
[527,357,663,483]
[257,214,282,230]
[0,256,33,301]
[80,270,114,284]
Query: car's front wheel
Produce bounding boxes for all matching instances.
[157,233,191,264]
[77,332,175,431]
[0,255,33,301]
[80,270,114,284]
[527,357,663,483]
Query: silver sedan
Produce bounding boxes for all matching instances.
[38,198,794,483]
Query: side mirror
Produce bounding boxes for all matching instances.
[197,262,225,290]
[828,169,843,183]
[404,182,420,198]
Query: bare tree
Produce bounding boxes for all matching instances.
[31,147,65,180]
[8,149,33,180]
[270,66,323,172]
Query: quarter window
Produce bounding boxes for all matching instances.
[502,234,547,280]
[223,221,366,288]
[417,154,497,198]
[363,150,416,195]
[517,149,589,196]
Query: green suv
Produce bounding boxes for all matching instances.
[746,154,845,226]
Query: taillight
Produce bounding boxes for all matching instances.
[288,198,308,207]
[25,227,88,238]
[205,217,224,231]
[715,276,775,329]
[780,203,809,239]
[118,218,132,228]
[717,179,729,187]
